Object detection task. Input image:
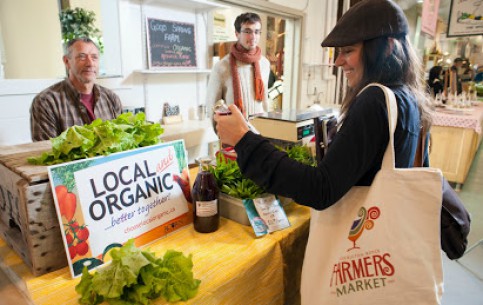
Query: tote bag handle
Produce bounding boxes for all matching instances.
[359,83,398,171]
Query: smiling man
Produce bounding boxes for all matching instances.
[206,12,271,119]
[30,37,123,141]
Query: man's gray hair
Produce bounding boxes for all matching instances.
[64,37,99,56]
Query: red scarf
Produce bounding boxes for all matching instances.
[230,43,264,116]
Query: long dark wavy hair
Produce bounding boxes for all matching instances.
[428,66,443,84]
[339,34,432,132]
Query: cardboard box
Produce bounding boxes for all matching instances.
[0,141,67,276]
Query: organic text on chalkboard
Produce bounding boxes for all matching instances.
[146,18,197,68]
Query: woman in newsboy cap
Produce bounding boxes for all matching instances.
[215,0,431,197]
[215,0,432,296]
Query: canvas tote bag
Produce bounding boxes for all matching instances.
[301,84,444,305]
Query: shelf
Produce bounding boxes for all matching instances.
[160,119,218,148]
[134,69,211,74]
[142,0,228,11]
[303,63,335,67]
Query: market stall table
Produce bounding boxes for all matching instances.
[429,102,483,189]
[0,199,310,305]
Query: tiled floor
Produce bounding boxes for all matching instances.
[441,143,483,305]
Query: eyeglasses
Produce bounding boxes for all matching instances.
[240,29,262,35]
[75,53,99,62]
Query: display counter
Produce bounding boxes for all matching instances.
[0,198,310,305]
[429,102,483,189]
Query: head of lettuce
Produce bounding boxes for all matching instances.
[28,112,164,166]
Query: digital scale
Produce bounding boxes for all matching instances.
[250,108,334,145]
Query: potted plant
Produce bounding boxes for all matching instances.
[59,7,104,53]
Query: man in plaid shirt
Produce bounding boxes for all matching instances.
[30,37,122,141]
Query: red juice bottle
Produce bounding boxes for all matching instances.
[192,157,220,233]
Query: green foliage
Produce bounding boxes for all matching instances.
[50,160,94,192]
[209,144,315,199]
[280,145,316,166]
[209,154,265,199]
[27,112,164,165]
[75,239,200,305]
[59,7,104,53]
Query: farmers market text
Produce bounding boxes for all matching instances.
[331,251,395,297]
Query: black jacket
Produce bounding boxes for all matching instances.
[234,85,422,210]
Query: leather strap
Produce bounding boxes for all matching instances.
[413,128,430,167]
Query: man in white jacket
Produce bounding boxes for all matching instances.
[206,12,270,119]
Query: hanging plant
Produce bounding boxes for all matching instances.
[59,7,104,53]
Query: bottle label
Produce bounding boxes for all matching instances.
[195,199,218,217]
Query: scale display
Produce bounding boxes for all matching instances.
[250,109,333,143]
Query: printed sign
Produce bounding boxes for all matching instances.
[243,195,290,237]
[146,18,197,68]
[48,140,192,277]
[421,0,441,37]
[447,0,483,37]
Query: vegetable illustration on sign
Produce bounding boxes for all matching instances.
[55,184,92,260]
[56,185,77,221]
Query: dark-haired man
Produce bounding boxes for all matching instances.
[206,12,270,119]
[450,57,463,95]
[30,37,122,141]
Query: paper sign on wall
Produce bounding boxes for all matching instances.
[447,0,483,37]
[48,140,192,278]
[421,0,440,37]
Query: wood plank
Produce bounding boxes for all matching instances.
[0,141,51,157]
[0,163,24,231]
[429,126,479,184]
[18,180,58,233]
[0,219,32,272]
[0,141,51,184]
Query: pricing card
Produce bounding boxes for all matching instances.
[243,194,290,237]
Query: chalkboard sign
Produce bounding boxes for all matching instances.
[146,18,197,68]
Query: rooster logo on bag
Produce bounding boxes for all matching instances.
[330,205,396,297]
[347,206,380,251]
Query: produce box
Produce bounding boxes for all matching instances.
[219,193,292,226]
[0,141,67,276]
[219,193,250,226]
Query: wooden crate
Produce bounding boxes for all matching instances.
[0,141,67,276]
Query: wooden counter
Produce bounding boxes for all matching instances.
[429,103,483,189]
[0,202,310,305]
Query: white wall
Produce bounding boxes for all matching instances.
[115,0,212,119]
[0,0,64,79]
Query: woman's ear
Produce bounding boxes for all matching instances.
[385,37,395,57]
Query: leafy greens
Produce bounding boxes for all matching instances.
[75,239,201,305]
[28,112,164,165]
[210,144,315,199]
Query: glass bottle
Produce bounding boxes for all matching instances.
[192,157,220,233]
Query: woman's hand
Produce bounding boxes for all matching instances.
[214,104,250,146]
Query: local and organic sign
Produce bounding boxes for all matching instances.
[146,18,197,68]
[48,140,192,277]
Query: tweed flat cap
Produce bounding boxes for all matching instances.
[321,0,409,47]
